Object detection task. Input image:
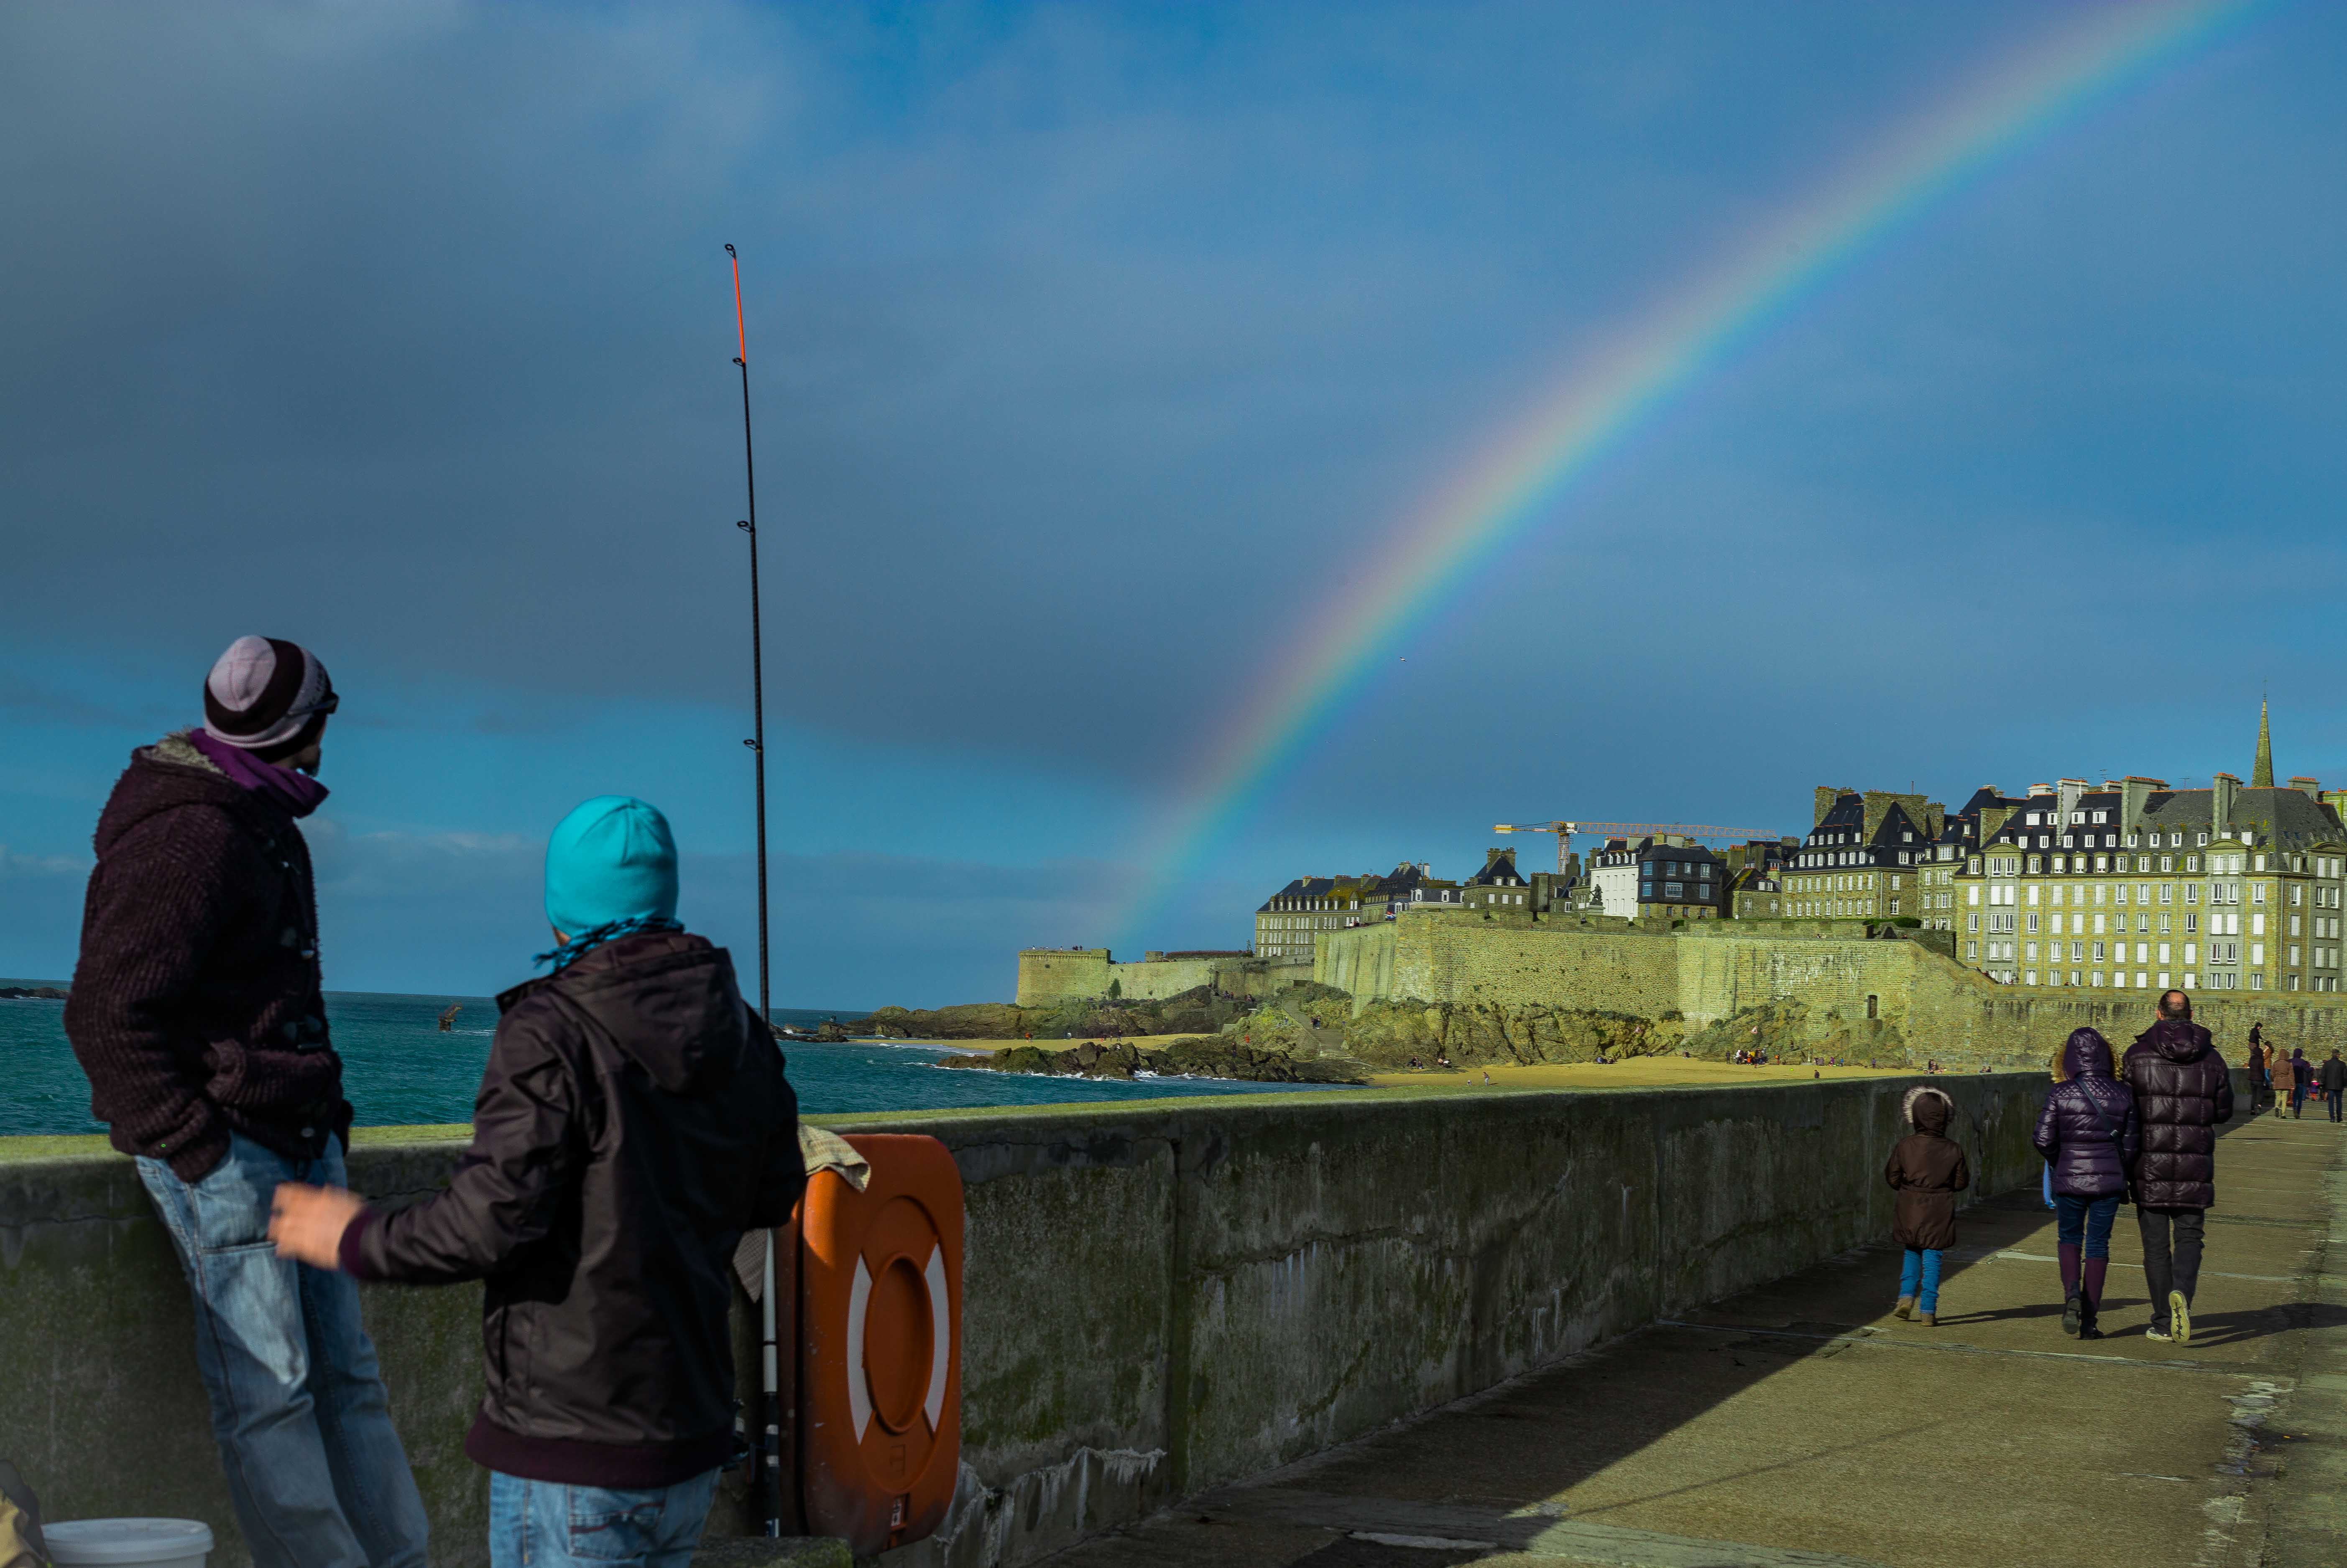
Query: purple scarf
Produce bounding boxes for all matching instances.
[186,728,330,818]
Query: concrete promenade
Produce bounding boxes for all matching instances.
[1042,1109,2347,1568]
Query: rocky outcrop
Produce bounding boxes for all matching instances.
[0,986,67,1001]
[937,1036,1364,1085]
[859,986,1251,1043]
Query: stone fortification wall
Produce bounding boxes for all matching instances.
[1015,948,1309,1006]
[1015,948,1112,1004]
[3,1073,2085,1568]
[1315,913,2347,1065]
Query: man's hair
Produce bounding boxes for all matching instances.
[2157,989,2191,1019]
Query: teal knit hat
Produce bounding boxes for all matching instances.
[544,796,678,936]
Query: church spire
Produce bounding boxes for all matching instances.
[2253,698,2274,789]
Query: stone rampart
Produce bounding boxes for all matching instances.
[1315,914,2347,1065]
[1015,949,1309,1006]
[1,1073,2086,1568]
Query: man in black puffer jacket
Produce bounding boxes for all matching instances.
[2122,990,2233,1346]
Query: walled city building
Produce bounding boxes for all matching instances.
[1780,788,1942,922]
[1951,705,2347,993]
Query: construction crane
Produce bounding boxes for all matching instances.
[1492,820,1792,874]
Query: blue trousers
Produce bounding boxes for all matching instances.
[2054,1192,2121,1259]
[136,1133,430,1568]
[490,1469,720,1568]
[1899,1247,1943,1313]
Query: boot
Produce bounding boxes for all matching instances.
[1917,1310,1937,1326]
[2080,1257,2108,1340]
[1894,1297,1914,1320]
[2062,1288,2083,1338]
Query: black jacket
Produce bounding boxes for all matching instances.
[2120,1019,2233,1210]
[343,930,802,1486]
[2033,1032,2138,1198]
[2322,1057,2347,1093]
[65,735,345,1181]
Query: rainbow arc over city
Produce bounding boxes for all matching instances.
[1116,0,2263,944]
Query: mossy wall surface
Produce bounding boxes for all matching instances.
[0,1075,2089,1567]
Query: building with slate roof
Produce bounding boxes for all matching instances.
[1253,861,1468,961]
[1581,836,1727,920]
[1778,788,1943,923]
[1951,707,2347,992]
[1461,848,1535,912]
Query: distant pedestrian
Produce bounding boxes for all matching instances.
[2033,1027,2139,1340]
[2120,991,2232,1345]
[2290,1047,2312,1117]
[1886,1087,1969,1327]
[2324,1052,2347,1124]
[2273,1045,2298,1116]
[64,637,428,1568]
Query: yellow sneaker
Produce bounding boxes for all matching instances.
[2169,1290,2191,1345]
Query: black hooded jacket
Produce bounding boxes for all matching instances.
[342,930,802,1487]
[2120,1017,2232,1209]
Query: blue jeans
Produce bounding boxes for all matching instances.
[489,1469,720,1568]
[1899,1247,1943,1313]
[136,1133,429,1568]
[2053,1192,2121,1259]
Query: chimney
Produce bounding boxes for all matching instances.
[2289,776,2321,801]
[2028,781,2055,797]
[1813,786,1840,827]
[2057,778,2087,826]
[2119,777,2155,839]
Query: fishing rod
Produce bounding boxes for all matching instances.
[726,240,786,1538]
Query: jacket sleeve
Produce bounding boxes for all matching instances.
[1884,1145,1905,1191]
[2213,1059,2236,1123]
[342,1007,584,1285]
[745,1029,807,1231]
[2032,1092,2059,1159]
[62,807,240,1177]
[1951,1146,1971,1193]
[2120,1096,2142,1172]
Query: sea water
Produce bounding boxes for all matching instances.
[0,986,1325,1137]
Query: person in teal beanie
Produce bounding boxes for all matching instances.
[271,794,802,1566]
[540,794,681,966]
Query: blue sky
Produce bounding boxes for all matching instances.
[4,2,2343,1006]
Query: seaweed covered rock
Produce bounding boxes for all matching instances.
[933,1036,1363,1085]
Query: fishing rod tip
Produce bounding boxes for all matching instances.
[724,242,737,256]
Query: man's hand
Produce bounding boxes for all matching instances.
[269,1181,365,1269]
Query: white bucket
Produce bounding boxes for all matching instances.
[43,1519,213,1568]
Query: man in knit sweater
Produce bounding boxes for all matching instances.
[65,637,427,1568]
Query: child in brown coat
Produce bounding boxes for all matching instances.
[1886,1086,1970,1325]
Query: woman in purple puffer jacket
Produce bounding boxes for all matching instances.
[2032,1028,2140,1339]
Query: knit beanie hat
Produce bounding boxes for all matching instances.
[545,796,679,936]
[204,636,336,760]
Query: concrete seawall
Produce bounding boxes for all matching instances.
[3,1074,2093,1567]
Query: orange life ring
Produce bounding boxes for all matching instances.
[797,1133,963,1554]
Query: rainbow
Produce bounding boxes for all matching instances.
[1115,0,2262,944]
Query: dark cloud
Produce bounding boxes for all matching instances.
[6,3,2347,989]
